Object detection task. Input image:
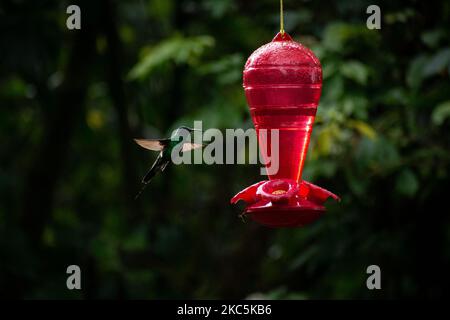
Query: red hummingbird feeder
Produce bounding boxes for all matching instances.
[230,29,340,228]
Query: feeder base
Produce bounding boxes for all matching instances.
[231,179,339,228]
[244,199,325,228]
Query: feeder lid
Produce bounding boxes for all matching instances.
[243,32,322,88]
[244,32,321,70]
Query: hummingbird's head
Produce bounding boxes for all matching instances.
[172,126,201,139]
[178,126,200,133]
[175,126,201,135]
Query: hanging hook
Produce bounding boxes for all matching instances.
[280,0,285,35]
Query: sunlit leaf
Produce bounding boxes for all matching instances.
[384,8,415,24]
[127,35,215,80]
[317,127,333,155]
[422,48,450,77]
[347,120,376,140]
[86,109,105,130]
[431,101,450,126]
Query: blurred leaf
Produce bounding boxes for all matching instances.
[289,246,319,271]
[323,76,344,101]
[422,48,450,77]
[123,227,148,251]
[385,8,415,24]
[0,76,28,97]
[284,10,313,32]
[128,35,215,80]
[356,137,401,170]
[345,166,369,196]
[303,159,338,179]
[431,100,450,126]
[203,0,235,18]
[119,25,135,45]
[42,226,55,247]
[421,29,446,48]
[341,95,369,119]
[96,36,107,54]
[317,127,333,155]
[198,53,244,85]
[381,88,408,106]
[340,61,369,85]
[347,120,376,140]
[86,109,105,130]
[406,55,428,89]
[322,63,337,79]
[322,23,353,52]
[322,23,378,53]
[395,169,419,197]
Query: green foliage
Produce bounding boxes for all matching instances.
[432,101,450,126]
[128,34,215,80]
[395,169,419,197]
[340,61,370,85]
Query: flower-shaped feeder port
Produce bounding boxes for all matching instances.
[231,179,339,228]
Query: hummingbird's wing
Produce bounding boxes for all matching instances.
[134,138,170,151]
[182,143,207,152]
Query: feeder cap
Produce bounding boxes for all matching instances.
[244,31,321,69]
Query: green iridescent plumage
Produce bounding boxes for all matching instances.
[134,126,203,199]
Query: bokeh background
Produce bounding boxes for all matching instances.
[1,0,450,299]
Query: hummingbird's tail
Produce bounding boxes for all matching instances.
[134,183,149,200]
[134,154,168,200]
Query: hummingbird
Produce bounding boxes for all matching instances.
[134,126,204,199]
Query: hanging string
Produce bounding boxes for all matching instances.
[280,0,285,34]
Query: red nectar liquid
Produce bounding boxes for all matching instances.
[244,32,322,182]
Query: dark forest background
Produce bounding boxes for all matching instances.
[1,0,450,299]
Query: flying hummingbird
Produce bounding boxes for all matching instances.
[134,126,204,199]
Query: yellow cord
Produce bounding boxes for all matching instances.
[280,0,285,34]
